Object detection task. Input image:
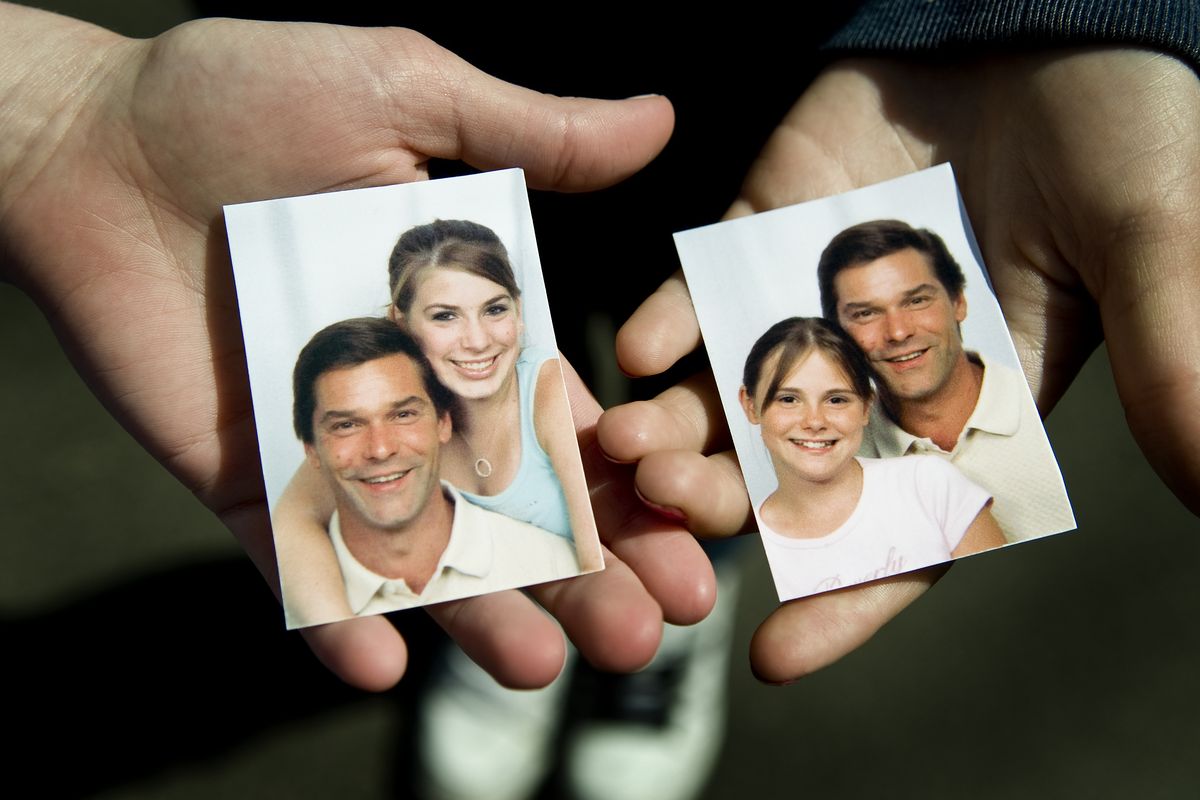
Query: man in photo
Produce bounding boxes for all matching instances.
[817,219,1074,542]
[287,316,578,617]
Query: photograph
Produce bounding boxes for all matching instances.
[225,169,603,628]
[675,164,1075,602]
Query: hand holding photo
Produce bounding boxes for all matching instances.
[675,165,1074,602]
[225,170,602,628]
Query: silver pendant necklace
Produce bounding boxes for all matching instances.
[459,384,515,481]
[458,428,494,479]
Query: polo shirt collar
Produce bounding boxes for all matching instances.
[330,482,494,614]
[870,351,1020,456]
[962,352,1022,438]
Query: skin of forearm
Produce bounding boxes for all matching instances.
[0,2,138,289]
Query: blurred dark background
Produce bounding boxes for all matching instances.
[3,1,1198,797]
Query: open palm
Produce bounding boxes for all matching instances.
[3,8,713,690]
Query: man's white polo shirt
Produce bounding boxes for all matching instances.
[330,482,580,616]
[861,352,1075,542]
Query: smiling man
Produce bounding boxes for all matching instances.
[817,220,1074,542]
[287,317,579,618]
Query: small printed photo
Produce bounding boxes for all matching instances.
[675,164,1075,603]
[225,169,603,629]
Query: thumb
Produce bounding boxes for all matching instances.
[396,34,674,191]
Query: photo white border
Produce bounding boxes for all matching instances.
[224,169,598,624]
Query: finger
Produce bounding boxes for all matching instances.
[531,548,664,673]
[635,449,753,538]
[750,565,946,685]
[426,590,566,690]
[612,69,890,380]
[1066,55,1200,517]
[561,358,717,625]
[226,504,412,691]
[596,371,727,461]
[299,616,410,693]
[400,34,675,192]
[1101,228,1200,517]
[729,61,927,219]
[589,473,717,625]
[598,375,751,536]
[615,270,701,377]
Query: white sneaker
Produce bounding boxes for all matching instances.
[565,558,741,800]
[417,643,573,800]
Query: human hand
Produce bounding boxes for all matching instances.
[600,48,1200,683]
[0,4,713,690]
[406,357,716,690]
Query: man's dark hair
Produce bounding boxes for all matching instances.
[292,317,459,443]
[817,220,966,321]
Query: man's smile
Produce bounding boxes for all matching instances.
[878,346,932,371]
[360,468,412,485]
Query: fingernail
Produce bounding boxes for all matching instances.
[634,485,687,523]
[600,449,637,465]
[624,93,663,100]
